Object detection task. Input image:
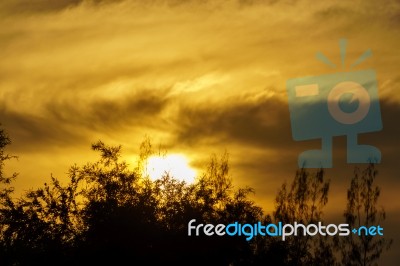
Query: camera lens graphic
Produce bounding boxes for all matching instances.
[327,81,370,125]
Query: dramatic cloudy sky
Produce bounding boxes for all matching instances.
[1,0,399,263]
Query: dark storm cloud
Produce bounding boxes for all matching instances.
[371,100,400,181]
[174,95,400,177]
[313,5,356,20]
[0,0,272,16]
[175,95,292,149]
[175,95,400,152]
[45,89,170,131]
[0,106,85,153]
[312,0,400,29]
[0,90,170,153]
[0,0,82,14]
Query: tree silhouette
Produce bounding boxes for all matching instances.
[0,126,393,266]
[255,168,334,266]
[0,128,13,264]
[338,163,392,266]
[0,135,267,265]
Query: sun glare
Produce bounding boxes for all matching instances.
[145,154,196,183]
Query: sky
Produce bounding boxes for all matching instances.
[0,0,399,263]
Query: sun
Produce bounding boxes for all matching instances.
[144,154,196,183]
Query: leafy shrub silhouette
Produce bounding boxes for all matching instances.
[336,163,392,266]
[253,168,335,266]
[0,137,264,265]
[0,127,392,266]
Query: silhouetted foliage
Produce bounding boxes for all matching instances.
[0,135,265,265]
[0,127,392,266]
[255,168,334,266]
[337,163,392,266]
